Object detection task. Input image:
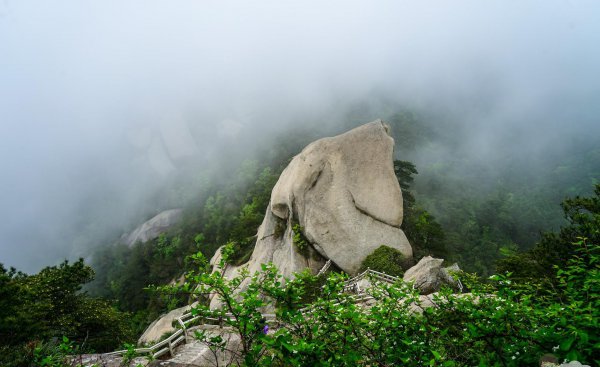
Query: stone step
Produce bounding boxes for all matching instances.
[147,342,208,367]
[170,342,210,364]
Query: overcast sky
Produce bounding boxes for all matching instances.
[1,1,599,272]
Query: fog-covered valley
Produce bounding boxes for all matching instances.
[1,2,599,365]
[1,1,599,272]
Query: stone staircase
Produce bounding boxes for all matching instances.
[147,326,241,367]
[162,342,211,366]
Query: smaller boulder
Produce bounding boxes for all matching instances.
[440,263,461,287]
[403,256,461,294]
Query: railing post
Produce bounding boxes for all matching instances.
[168,339,174,356]
[179,317,188,342]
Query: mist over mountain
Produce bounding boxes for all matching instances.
[1,1,599,272]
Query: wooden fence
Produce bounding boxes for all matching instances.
[105,310,275,359]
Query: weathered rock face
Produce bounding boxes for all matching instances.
[403,256,460,295]
[210,120,412,298]
[271,119,412,274]
[123,209,183,247]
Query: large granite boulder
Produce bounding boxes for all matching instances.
[209,120,412,309]
[270,119,412,274]
[123,209,183,247]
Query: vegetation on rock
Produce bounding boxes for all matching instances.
[359,245,408,277]
[292,223,309,254]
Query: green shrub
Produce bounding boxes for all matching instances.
[359,245,408,277]
[292,223,310,255]
[171,238,599,366]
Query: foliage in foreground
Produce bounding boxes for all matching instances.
[167,235,599,367]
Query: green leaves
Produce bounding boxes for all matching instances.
[160,238,600,366]
[0,259,133,364]
[560,336,576,351]
[292,223,309,254]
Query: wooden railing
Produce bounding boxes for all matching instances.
[105,309,275,359]
[317,259,332,276]
[105,327,186,359]
[342,268,400,293]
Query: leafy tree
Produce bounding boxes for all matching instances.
[224,167,281,265]
[498,184,600,280]
[394,160,418,211]
[394,160,447,260]
[0,260,133,366]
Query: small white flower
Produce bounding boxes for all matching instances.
[552,345,560,352]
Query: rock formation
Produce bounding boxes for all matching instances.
[403,256,461,294]
[210,120,412,303]
[123,208,183,247]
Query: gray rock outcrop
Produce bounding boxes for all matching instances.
[403,256,461,294]
[123,209,183,247]
[210,120,412,308]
